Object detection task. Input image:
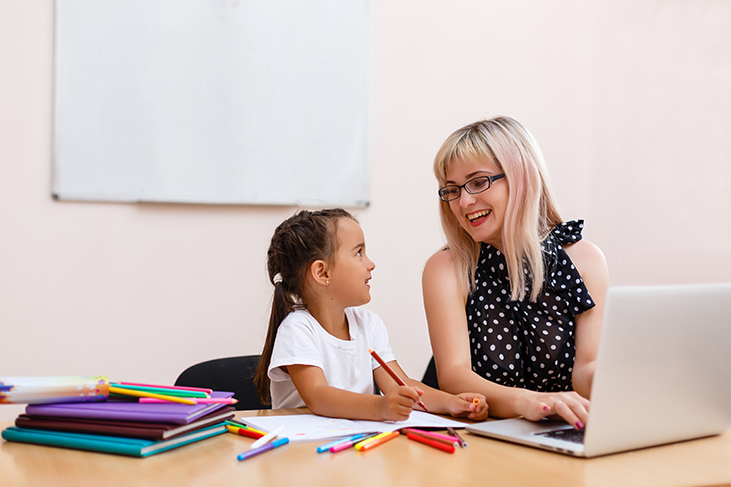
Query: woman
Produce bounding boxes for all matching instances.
[422,116,610,429]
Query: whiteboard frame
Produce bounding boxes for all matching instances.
[52,0,370,207]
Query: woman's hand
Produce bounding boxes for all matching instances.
[379,385,423,422]
[517,390,590,429]
[445,393,488,421]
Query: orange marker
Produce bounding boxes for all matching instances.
[473,398,480,405]
[358,431,399,451]
[355,431,391,450]
[368,348,428,412]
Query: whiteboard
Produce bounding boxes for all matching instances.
[53,0,369,206]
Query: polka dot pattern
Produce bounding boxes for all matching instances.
[466,220,595,392]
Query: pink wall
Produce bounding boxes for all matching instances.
[1,0,729,420]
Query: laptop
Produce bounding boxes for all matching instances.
[466,283,731,457]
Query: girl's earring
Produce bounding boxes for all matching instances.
[326,280,329,285]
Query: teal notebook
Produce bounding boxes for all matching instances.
[1,423,226,457]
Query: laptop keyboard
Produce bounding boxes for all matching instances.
[535,428,585,444]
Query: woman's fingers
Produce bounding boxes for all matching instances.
[550,399,586,430]
[533,392,590,429]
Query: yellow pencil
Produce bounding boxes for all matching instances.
[355,431,391,451]
[109,386,197,405]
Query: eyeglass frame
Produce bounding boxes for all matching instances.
[438,173,506,202]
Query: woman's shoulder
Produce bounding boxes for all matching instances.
[549,220,604,266]
[564,239,607,270]
[423,247,468,303]
[423,247,455,276]
[562,237,609,289]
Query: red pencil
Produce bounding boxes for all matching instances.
[368,348,428,412]
[405,432,455,453]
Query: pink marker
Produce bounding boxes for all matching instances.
[139,398,238,404]
[118,382,213,394]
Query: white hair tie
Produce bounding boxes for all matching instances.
[273,273,283,284]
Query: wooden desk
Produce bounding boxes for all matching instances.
[2,409,730,487]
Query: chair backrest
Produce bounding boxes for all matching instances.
[421,356,439,390]
[175,355,271,410]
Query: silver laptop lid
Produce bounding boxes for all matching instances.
[584,283,731,457]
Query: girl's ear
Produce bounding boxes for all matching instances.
[309,260,330,286]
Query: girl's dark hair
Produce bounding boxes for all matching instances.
[254,208,356,404]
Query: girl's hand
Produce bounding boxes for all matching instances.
[380,385,423,422]
[519,391,590,430]
[444,393,489,421]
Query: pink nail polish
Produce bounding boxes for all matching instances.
[543,406,550,411]
[575,421,584,430]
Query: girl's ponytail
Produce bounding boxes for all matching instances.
[254,208,355,404]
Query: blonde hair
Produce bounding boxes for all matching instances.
[433,117,562,301]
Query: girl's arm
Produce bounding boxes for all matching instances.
[374,361,488,421]
[563,239,610,399]
[422,249,590,429]
[287,364,420,421]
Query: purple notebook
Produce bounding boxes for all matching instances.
[25,391,234,425]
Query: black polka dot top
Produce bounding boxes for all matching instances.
[466,220,595,392]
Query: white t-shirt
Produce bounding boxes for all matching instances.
[268,307,396,409]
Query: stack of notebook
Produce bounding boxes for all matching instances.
[1,384,235,457]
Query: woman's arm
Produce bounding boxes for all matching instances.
[287,364,420,422]
[422,249,590,428]
[563,239,610,399]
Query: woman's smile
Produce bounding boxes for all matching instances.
[467,209,492,226]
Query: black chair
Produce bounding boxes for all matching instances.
[421,356,439,390]
[175,355,271,411]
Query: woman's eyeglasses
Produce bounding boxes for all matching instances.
[438,174,505,202]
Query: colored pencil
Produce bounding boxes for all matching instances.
[118,381,213,394]
[402,429,458,447]
[237,437,289,461]
[406,432,455,453]
[226,425,265,440]
[368,348,428,412]
[139,398,238,405]
[354,431,391,451]
[111,383,209,398]
[330,433,380,453]
[108,386,196,405]
[225,422,267,436]
[447,427,468,448]
[358,431,399,451]
[249,425,285,450]
[317,434,366,453]
[224,417,249,427]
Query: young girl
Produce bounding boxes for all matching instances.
[254,208,488,422]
